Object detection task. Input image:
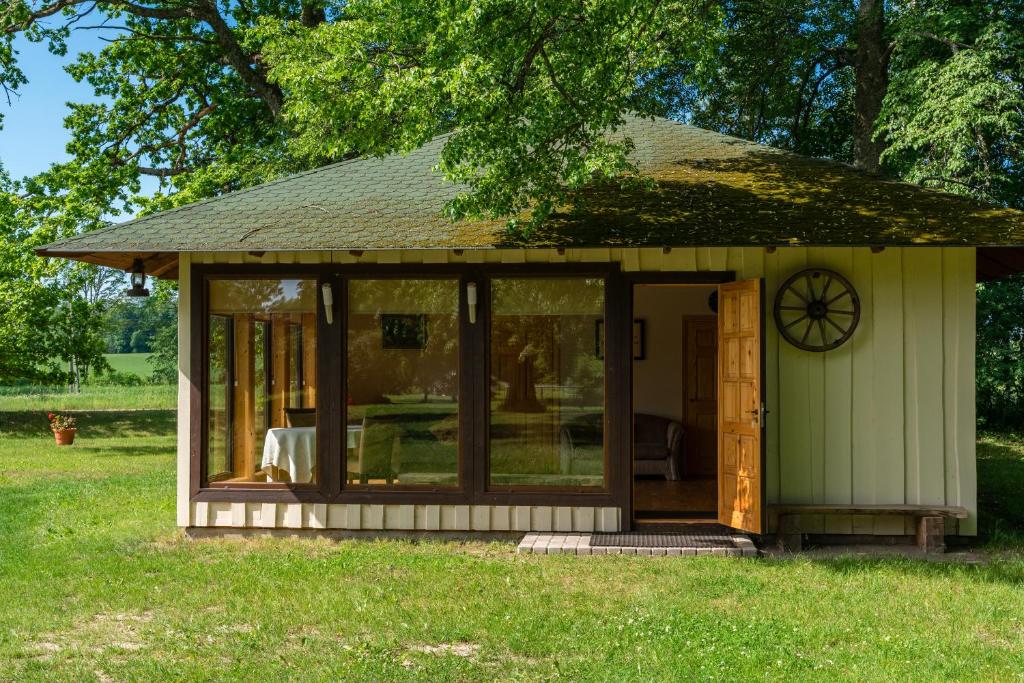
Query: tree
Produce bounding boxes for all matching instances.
[0,166,62,383]
[977,277,1024,430]
[880,1,1024,207]
[3,0,721,237]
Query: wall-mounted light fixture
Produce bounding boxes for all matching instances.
[321,283,334,325]
[466,282,477,324]
[126,259,150,297]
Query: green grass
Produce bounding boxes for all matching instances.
[978,432,1024,549]
[0,385,176,411]
[2,413,1024,681]
[102,352,155,378]
[0,353,170,411]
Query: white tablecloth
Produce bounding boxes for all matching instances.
[262,427,316,483]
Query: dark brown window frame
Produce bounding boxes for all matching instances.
[190,262,738,512]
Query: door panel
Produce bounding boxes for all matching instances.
[717,279,764,533]
[682,316,718,477]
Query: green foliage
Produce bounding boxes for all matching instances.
[91,370,145,387]
[976,277,1024,429]
[103,291,176,354]
[880,1,1024,208]
[679,0,857,161]
[262,0,722,233]
[148,321,178,385]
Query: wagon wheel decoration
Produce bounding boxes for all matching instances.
[774,269,860,352]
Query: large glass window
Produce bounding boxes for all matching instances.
[346,279,460,487]
[206,279,317,485]
[489,278,605,488]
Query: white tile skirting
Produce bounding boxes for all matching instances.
[189,502,621,533]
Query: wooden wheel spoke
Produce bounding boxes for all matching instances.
[825,290,850,306]
[784,314,808,329]
[804,274,818,301]
[817,319,828,345]
[820,276,833,302]
[800,320,814,344]
[824,316,847,335]
[788,287,810,304]
[830,310,855,315]
[779,305,807,311]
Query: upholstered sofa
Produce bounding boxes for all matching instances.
[633,413,684,480]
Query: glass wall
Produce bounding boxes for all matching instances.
[489,278,605,488]
[206,279,317,485]
[346,279,460,487]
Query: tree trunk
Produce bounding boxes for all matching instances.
[852,0,889,174]
[70,355,80,394]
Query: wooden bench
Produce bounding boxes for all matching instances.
[770,504,970,553]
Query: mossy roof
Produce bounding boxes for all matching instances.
[38,116,1024,264]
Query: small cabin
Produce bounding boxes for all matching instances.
[39,117,1024,543]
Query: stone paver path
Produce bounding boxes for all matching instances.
[516,532,758,556]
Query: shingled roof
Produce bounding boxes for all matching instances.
[37,116,1024,274]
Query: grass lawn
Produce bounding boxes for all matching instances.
[103,352,155,378]
[0,385,176,411]
[2,412,1024,681]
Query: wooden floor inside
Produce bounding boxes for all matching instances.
[633,477,717,518]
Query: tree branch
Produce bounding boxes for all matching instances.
[917,175,988,193]
[136,165,191,177]
[191,0,283,116]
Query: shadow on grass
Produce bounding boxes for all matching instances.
[782,553,1024,588]
[977,435,1024,548]
[0,409,176,439]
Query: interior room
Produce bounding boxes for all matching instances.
[632,283,719,520]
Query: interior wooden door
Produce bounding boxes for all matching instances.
[717,279,764,533]
[682,316,718,478]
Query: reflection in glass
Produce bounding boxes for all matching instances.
[206,279,317,485]
[347,279,459,487]
[489,278,605,488]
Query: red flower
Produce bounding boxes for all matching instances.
[47,413,55,420]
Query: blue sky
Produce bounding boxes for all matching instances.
[1,30,159,202]
[0,33,101,180]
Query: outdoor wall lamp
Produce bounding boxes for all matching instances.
[126,259,150,297]
[321,283,334,325]
[467,282,477,324]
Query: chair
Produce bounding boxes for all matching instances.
[349,419,402,484]
[633,413,684,480]
[285,408,316,428]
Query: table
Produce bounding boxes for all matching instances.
[260,424,364,483]
[261,427,316,483]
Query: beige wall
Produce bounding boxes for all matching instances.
[179,246,977,535]
[632,284,717,423]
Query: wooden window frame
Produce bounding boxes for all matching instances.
[188,262,635,511]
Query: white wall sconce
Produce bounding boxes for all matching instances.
[466,282,477,324]
[321,282,334,325]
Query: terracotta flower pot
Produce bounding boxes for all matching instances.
[53,428,77,446]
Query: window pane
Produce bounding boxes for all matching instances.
[347,279,460,487]
[207,315,232,481]
[206,279,317,485]
[489,278,605,488]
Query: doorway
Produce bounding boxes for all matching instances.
[631,284,720,521]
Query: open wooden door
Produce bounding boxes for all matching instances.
[717,279,764,533]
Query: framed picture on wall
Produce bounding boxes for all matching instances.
[595,320,645,360]
[381,314,428,349]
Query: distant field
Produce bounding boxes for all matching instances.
[0,385,176,411]
[102,352,155,378]
[0,354,172,411]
